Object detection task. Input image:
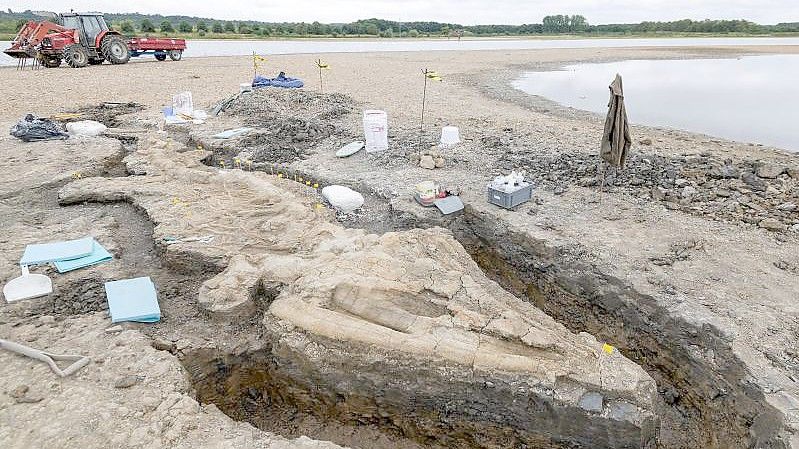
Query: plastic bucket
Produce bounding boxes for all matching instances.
[440,126,460,147]
[363,110,388,153]
[239,83,253,93]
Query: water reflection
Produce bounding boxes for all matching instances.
[513,55,799,152]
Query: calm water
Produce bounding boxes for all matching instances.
[513,55,799,152]
[2,36,799,65]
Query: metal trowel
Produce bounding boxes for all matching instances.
[2,265,52,302]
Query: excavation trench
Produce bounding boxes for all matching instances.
[171,118,787,447]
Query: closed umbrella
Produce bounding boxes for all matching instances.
[601,74,631,168]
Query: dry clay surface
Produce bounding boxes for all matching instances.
[56,137,660,446]
[0,135,344,449]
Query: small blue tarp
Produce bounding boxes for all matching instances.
[20,236,94,266]
[105,276,161,323]
[252,72,304,89]
[54,239,113,273]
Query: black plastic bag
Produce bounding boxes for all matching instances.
[10,114,68,142]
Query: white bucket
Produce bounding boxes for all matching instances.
[239,83,253,93]
[363,110,388,153]
[440,126,460,147]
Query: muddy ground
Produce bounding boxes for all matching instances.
[1,45,798,449]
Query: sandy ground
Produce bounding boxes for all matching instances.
[0,44,798,449]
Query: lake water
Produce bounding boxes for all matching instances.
[513,55,799,152]
[2,36,799,66]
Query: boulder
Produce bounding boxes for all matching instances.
[759,218,787,232]
[756,164,785,179]
[419,155,436,170]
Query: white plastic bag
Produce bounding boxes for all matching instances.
[66,120,107,137]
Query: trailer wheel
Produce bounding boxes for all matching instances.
[168,50,182,61]
[63,44,89,68]
[155,52,167,61]
[101,35,131,64]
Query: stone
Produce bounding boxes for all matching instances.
[776,203,797,212]
[152,337,176,352]
[681,186,697,200]
[714,189,731,198]
[579,392,604,412]
[787,167,799,179]
[9,385,29,399]
[105,325,123,334]
[419,155,436,170]
[639,138,653,146]
[756,164,784,179]
[759,218,787,232]
[791,224,799,233]
[742,172,767,191]
[651,187,667,201]
[321,185,364,213]
[434,157,445,168]
[114,375,140,389]
[709,165,740,179]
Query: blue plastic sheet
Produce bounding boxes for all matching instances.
[252,72,304,89]
[105,277,160,323]
[19,236,94,266]
[54,240,113,273]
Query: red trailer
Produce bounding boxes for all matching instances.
[128,37,186,61]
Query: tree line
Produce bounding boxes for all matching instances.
[1,10,797,37]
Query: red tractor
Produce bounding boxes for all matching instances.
[5,12,186,68]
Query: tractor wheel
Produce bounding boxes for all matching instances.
[41,56,62,68]
[88,56,105,65]
[63,44,89,68]
[155,53,167,61]
[168,50,182,61]
[101,35,130,64]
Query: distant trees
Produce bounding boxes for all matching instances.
[140,19,155,33]
[212,21,224,33]
[119,20,135,33]
[408,29,420,37]
[224,21,236,32]
[237,22,252,34]
[178,21,193,32]
[160,20,174,32]
[196,21,208,32]
[365,23,379,35]
[542,15,588,33]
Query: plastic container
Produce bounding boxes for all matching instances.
[363,110,388,153]
[172,91,194,116]
[239,83,253,93]
[440,126,461,147]
[487,184,533,209]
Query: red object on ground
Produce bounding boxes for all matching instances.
[127,37,187,52]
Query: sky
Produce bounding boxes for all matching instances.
[4,1,798,25]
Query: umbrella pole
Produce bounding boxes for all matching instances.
[599,161,608,205]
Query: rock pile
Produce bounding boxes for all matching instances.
[503,151,799,232]
[409,148,445,169]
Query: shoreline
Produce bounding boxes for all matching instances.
[1,44,798,448]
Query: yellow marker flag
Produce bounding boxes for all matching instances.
[253,54,267,62]
[425,71,443,82]
[602,343,615,355]
[317,61,331,70]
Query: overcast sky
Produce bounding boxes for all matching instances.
[4,1,797,25]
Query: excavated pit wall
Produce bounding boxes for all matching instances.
[184,337,657,449]
[445,207,784,448]
[185,126,787,448]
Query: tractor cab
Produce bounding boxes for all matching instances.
[60,13,109,48]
